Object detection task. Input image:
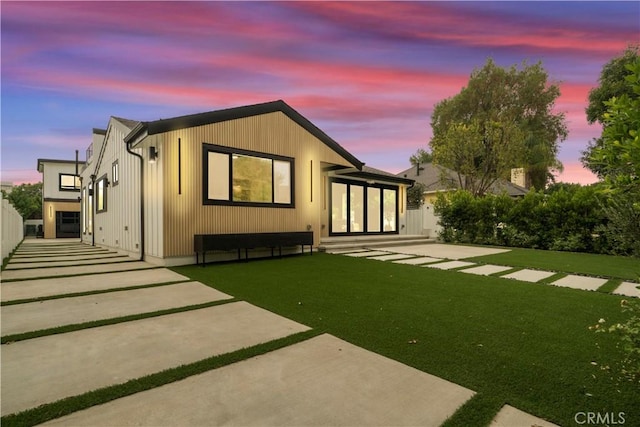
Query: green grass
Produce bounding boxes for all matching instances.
[467,247,640,281]
[174,254,640,427]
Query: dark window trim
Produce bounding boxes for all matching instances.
[112,160,119,186]
[328,177,399,236]
[202,143,295,208]
[59,173,80,192]
[96,174,108,213]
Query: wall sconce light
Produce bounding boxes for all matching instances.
[149,146,158,163]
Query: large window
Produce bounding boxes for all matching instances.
[96,176,107,213]
[59,173,80,191]
[203,144,294,207]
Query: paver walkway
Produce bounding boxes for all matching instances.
[42,334,475,427]
[2,239,499,426]
[1,281,232,336]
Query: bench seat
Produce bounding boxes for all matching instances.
[194,232,313,265]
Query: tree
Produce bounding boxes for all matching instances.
[430,58,567,195]
[409,148,433,166]
[582,45,639,177]
[584,58,640,257]
[3,183,43,219]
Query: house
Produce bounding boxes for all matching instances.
[398,162,528,237]
[80,100,413,266]
[37,158,84,238]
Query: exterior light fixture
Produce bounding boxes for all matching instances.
[149,146,158,163]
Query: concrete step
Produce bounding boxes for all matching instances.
[318,235,435,252]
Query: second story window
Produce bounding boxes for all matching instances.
[59,173,80,191]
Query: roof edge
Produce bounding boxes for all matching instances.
[123,100,364,170]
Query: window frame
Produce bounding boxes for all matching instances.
[96,174,108,213]
[59,173,80,192]
[112,160,119,186]
[202,143,295,208]
[328,177,399,236]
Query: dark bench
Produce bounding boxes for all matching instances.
[194,231,313,265]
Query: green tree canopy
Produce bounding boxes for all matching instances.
[430,58,567,195]
[586,59,640,188]
[2,183,43,219]
[582,45,639,177]
[409,148,433,166]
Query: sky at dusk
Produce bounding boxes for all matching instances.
[1,1,639,185]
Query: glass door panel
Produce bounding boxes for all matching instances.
[331,182,347,233]
[383,188,397,232]
[367,187,381,232]
[350,185,364,232]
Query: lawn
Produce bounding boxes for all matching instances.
[174,253,639,427]
[466,247,640,281]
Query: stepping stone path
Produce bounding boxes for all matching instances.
[501,269,556,283]
[344,250,392,257]
[490,405,559,427]
[332,245,638,300]
[425,260,476,270]
[613,281,640,298]
[550,274,608,291]
[459,264,513,276]
[393,256,443,265]
[367,253,415,261]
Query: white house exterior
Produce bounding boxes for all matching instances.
[37,158,84,239]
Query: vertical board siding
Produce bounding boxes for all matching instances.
[83,120,143,257]
[162,112,354,257]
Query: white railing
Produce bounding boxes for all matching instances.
[1,199,24,260]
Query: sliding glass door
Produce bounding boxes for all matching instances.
[330,179,398,235]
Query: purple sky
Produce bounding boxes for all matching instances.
[2,1,638,185]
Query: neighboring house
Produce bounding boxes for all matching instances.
[37,159,84,238]
[398,162,528,237]
[81,100,413,266]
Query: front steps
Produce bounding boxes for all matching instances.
[318,234,435,252]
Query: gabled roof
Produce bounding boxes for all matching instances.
[123,100,364,170]
[112,116,140,130]
[397,163,528,197]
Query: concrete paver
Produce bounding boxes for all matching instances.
[613,281,640,298]
[0,261,156,281]
[1,301,310,416]
[550,274,608,291]
[375,243,510,260]
[7,252,123,263]
[366,253,415,261]
[42,334,475,427]
[459,264,513,276]
[326,249,370,254]
[500,269,556,283]
[1,268,189,302]
[344,250,390,257]
[490,405,559,427]
[393,256,444,265]
[1,282,232,336]
[424,260,475,270]
[5,256,131,270]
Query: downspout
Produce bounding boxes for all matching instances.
[76,150,81,243]
[90,174,96,247]
[126,141,145,261]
